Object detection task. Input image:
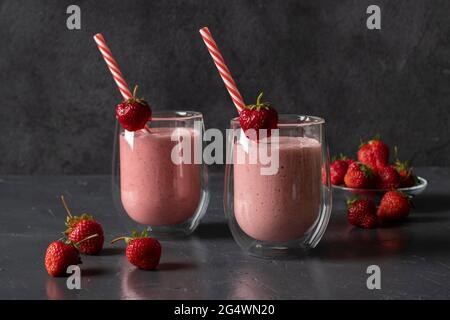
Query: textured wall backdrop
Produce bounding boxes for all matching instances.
[0,0,449,174]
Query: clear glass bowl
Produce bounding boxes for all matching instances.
[332,176,428,201]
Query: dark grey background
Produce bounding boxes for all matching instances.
[0,0,449,174]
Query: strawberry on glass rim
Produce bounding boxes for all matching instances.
[239,92,278,141]
[116,85,152,132]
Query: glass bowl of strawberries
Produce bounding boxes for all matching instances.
[332,176,428,199]
[329,137,428,200]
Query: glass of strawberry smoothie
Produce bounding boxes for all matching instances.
[224,115,332,258]
[113,111,209,238]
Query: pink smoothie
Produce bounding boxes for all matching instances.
[120,128,201,226]
[233,136,322,242]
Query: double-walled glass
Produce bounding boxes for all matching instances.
[224,115,332,258]
[113,111,209,238]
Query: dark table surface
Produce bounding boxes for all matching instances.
[1,167,449,300]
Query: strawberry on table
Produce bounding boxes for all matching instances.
[44,234,97,277]
[45,241,81,277]
[111,230,161,270]
[347,197,378,229]
[376,166,400,189]
[239,92,278,141]
[357,136,389,172]
[61,196,104,255]
[344,162,376,189]
[116,85,152,131]
[377,191,411,221]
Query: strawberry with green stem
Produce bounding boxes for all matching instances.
[392,147,417,188]
[344,162,376,189]
[116,85,152,132]
[44,234,98,277]
[239,92,278,141]
[62,196,104,255]
[330,154,355,185]
[346,197,378,229]
[357,135,389,173]
[376,165,400,189]
[377,190,412,221]
[111,230,161,270]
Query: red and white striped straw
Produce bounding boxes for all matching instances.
[199,27,245,113]
[93,33,133,100]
